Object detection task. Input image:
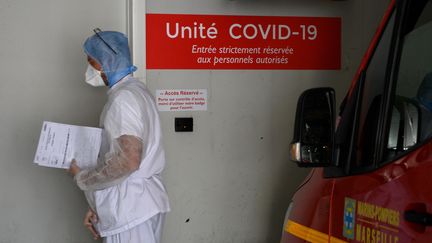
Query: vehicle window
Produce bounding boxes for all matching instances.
[384,0,432,160]
[349,13,396,170]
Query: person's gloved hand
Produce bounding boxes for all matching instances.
[68,159,81,177]
[84,208,100,240]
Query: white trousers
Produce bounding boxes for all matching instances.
[103,214,165,243]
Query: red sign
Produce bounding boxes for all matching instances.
[146,14,341,70]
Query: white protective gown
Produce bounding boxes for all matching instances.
[75,75,170,237]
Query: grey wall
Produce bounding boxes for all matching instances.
[144,0,389,243]
[0,0,124,242]
[0,0,388,242]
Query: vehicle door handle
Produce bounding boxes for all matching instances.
[404,210,432,226]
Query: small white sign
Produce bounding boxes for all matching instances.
[156,89,208,112]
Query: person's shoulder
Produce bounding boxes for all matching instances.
[110,86,140,108]
[113,83,146,106]
[112,88,134,101]
[123,79,153,99]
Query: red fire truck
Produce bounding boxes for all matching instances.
[282,0,432,242]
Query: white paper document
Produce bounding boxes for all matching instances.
[34,121,102,169]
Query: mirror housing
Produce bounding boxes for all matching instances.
[290,88,336,167]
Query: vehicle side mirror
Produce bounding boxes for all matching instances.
[290,88,336,167]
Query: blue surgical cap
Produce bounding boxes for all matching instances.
[83,31,137,87]
[417,73,432,110]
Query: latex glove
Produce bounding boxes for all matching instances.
[68,159,81,177]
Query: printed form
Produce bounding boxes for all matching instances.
[34,121,102,169]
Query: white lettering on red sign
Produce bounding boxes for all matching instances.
[147,14,341,70]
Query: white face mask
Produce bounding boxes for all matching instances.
[85,64,106,87]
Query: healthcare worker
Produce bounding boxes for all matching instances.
[68,29,170,243]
